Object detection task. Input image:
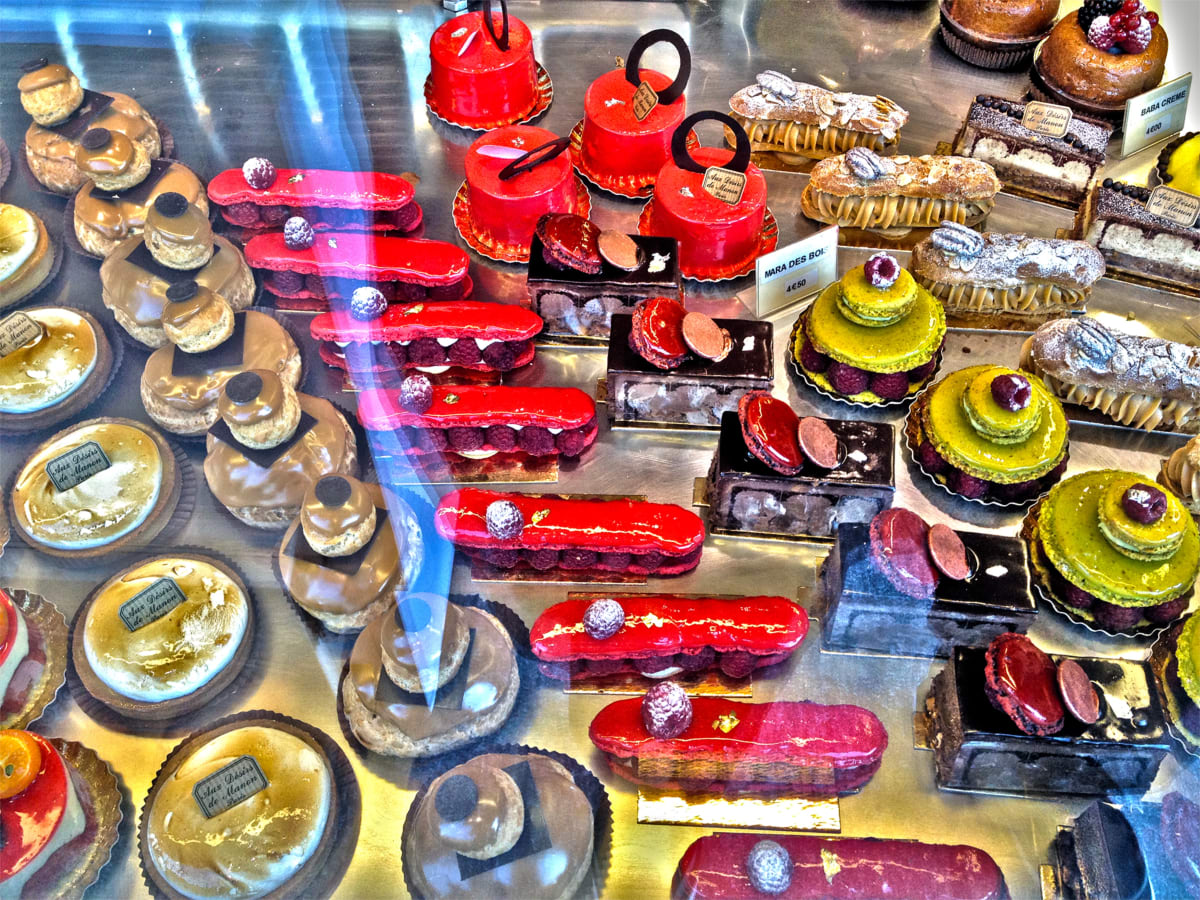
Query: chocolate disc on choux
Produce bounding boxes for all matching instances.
[160,281,234,353]
[18,58,84,126]
[75,127,151,193]
[144,192,214,270]
[300,475,377,557]
[217,369,302,450]
[381,594,470,693]
[432,766,525,861]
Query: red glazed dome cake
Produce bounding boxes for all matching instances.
[640,111,770,280]
[577,29,690,196]
[427,6,540,129]
[461,125,585,262]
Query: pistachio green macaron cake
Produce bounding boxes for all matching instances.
[906,364,1069,505]
[1023,469,1199,634]
[792,252,946,405]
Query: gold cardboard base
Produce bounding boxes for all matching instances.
[536,329,610,348]
[380,452,560,485]
[913,706,933,751]
[637,787,841,832]
[1040,863,1059,900]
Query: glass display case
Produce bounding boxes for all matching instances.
[1,0,1198,897]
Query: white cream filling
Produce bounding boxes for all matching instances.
[971,137,1092,191]
[456,449,499,460]
[0,608,29,703]
[1,753,86,899]
[22,458,163,551]
[1092,222,1200,273]
[641,665,684,679]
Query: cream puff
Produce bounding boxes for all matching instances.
[143,191,213,270]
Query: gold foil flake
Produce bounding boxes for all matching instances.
[642,613,665,628]
[444,394,460,404]
[288,172,305,183]
[531,509,550,524]
[713,713,739,733]
[327,238,338,248]
[821,848,842,883]
[404,304,424,316]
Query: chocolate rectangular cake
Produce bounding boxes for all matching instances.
[821,523,1035,657]
[1078,180,1200,289]
[952,96,1111,205]
[528,233,682,342]
[927,647,1170,797]
[606,316,772,429]
[705,412,893,540]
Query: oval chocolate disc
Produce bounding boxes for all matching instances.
[1057,658,1101,724]
[927,523,971,581]
[598,230,642,271]
[681,312,728,361]
[797,417,839,469]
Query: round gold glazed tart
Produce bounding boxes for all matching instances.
[72,554,254,719]
[9,417,181,558]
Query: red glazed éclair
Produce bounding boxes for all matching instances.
[207,167,421,233]
[672,833,1010,900]
[435,489,706,575]
[245,232,471,306]
[589,696,887,794]
[311,301,541,376]
[356,384,598,459]
[464,125,582,258]
[530,595,808,681]
[427,9,539,129]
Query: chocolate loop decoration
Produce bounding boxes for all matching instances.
[623,29,691,105]
[479,0,510,52]
[671,110,750,175]
[497,136,571,181]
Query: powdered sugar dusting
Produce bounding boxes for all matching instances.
[916,231,1105,289]
[730,73,908,140]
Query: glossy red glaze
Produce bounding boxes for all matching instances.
[870,509,939,600]
[427,11,538,127]
[673,833,1009,900]
[0,590,16,670]
[986,633,1065,733]
[740,393,802,474]
[464,126,579,250]
[590,696,887,766]
[317,341,536,377]
[310,301,542,342]
[643,146,767,275]
[357,384,595,431]
[435,489,706,555]
[632,296,688,367]
[245,233,468,285]
[0,734,72,883]
[207,167,414,209]
[581,68,686,184]
[531,595,807,662]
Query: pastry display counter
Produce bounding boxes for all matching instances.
[1,1,1199,897]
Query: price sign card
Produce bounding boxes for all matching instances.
[1122,73,1191,157]
[755,225,839,318]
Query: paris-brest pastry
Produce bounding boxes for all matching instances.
[342,593,519,756]
[140,280,301,436]
[18,57,161,194]
[72,127,205,259]
[101,192,255,348]
[277,474,424,632]
[204,370,357,528]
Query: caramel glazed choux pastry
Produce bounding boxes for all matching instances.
[72,127,205,259]
[19,57,161,195]
[342,593,519,757]
[140,279,301,436]
[278,474,423,632]
[204,369,357,529]
[101,191,255,348]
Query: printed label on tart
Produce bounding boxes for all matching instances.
[0,313,44,358]
[701,166,747,205]
[45,440,111,491]
[192,754,269,818]
[1147,186,1200,228]
[632,80,659,121]
[1020,101,1072,139]
[118,577,187,632]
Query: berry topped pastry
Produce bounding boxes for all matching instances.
[792,253,946,405]
[426,2,546,129]
[1023,470,1199,633]
[1033,2,1167,117]
[639,111,772,280]
[907,364,1070,505]
[575,29,690,197]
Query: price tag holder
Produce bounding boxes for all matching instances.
[1147,186,1200,228]
[45,441,111,492]
[0,313,43,358]
[632,81,659,121]
[192,755,269,818]
[119,578,187,632]
[701,166,747,205]
[1022,101,1072,138]
[1121,72,1191,157]
[755,226,839,318]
